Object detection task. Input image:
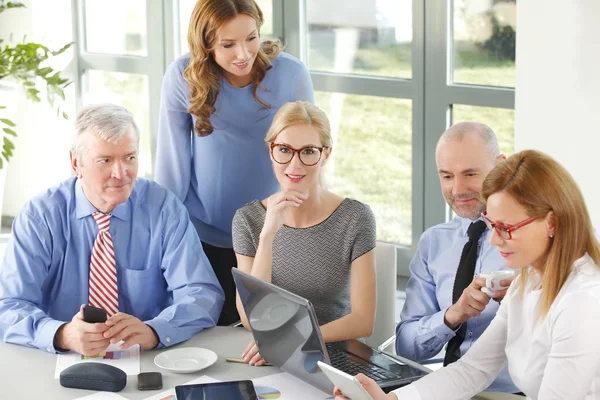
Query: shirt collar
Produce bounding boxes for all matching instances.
[459,215,485,237]
[75,178,130,222]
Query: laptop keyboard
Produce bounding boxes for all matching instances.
[326,347,399,382]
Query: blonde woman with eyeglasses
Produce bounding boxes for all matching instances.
[232,101,377,367]
[335,149,600,400]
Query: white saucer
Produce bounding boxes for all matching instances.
[154,347,218,373]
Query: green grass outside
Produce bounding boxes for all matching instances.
[311,40,515,245]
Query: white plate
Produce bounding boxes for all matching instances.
[154,347,218,373]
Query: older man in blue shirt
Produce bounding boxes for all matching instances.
[0,104,224,355]
[396,122,518,393]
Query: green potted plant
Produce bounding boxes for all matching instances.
[0,1,73,169]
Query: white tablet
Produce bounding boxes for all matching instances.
[317,361,374,400]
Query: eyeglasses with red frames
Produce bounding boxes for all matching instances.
[270,143,328,166]
[481,211,539,240]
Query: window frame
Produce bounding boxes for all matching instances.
[71,0,516,275]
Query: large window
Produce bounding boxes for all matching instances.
[302,0,417,246]
[307,0,412,79]
[68,0,516,271]
[84,0,148,57]
[316,92,412,244]
[74,0,164,177]
[453,0,516,87]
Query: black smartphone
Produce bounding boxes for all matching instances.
[175,381,258,400]
[82,304,107,323]
[137,372,163,390]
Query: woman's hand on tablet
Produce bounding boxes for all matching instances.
[333,374,398,400]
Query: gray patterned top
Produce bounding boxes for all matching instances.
[232,198,376,325]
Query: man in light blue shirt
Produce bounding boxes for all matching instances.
[396,122,518,393]
[0,104,224,355]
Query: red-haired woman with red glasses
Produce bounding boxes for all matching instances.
[335,149,600,400]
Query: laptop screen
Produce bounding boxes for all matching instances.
[233,269,336,393]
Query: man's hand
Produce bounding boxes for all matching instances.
[54,306,111,356]
[444,277,491,329]
[103,313,159,350]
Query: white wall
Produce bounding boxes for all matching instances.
[515,1,600,229]
[0,0,75,218]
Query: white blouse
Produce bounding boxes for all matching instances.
[394,254,600,400]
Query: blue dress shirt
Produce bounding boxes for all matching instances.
[396,216,518,393]
[0,177,224,353]
[155,52,314,248]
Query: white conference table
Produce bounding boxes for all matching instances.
[0,326,522,399]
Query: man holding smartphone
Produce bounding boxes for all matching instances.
[0,104,224,355]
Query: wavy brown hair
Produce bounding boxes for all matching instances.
[482,149,600,319]
[184,0,282,136]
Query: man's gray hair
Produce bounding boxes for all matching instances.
[437,121,500,159]
[71,104,140,158]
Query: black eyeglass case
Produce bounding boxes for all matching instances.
[59,362,127,392]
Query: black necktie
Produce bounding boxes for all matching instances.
[443,220,487,366]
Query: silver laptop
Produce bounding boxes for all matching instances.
[232,268,429,394]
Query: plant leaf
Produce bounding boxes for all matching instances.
[2,127,17,137]
[26,88,40,102]
[54,87,65,101]
[4,137,15,150]
[0,2,26,16]
[7,2,27,8]
[0,118,16,127]
[52,41,74,55]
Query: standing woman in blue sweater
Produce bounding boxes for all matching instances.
[155,0,314,325]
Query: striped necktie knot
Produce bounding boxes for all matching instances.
[92,212,111,233]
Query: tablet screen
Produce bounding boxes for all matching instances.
[175,381,258,400]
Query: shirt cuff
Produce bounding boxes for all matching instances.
[428,309,458,342]
[145,319,175,349]
[36,319,68,354]
[392,383,422,400]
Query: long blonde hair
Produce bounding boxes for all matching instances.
[184,0,282,136]
[482,150,600,318]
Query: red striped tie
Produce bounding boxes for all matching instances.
[88,212,119,316]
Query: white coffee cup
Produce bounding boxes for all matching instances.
[479,270,516,296]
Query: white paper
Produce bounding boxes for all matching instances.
[54,344,140,379]
[142,375,221,400]
[252,372,330,400]
[74,392,129,400]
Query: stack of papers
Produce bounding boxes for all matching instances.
[54,344,140,379]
